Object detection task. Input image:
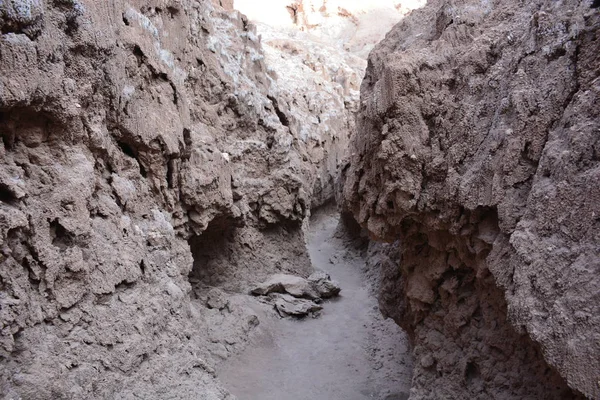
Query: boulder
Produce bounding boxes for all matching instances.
[307,271,341,299]
[251,272,341,300]
[251,273,319,299]
[271,293,322,318]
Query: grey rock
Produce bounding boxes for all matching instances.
[206,288,229,311]
[308,271,341,299]
[0,0,44,38]
[251,273,319,299]
[271,293,322,318]
[251,272,342,301]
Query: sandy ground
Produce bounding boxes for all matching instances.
[218,212,413,399]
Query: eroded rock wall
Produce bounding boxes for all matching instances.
[341,0,599,398]
[232,0,432,208]
[0,0,346,397]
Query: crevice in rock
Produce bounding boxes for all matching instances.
[166,157,177,189]
[49,219,75,251]
[0,107,55,150]
[0,182,17,204]
[267,95,290,127]
[188,215,236,286]
[116,139,148,177]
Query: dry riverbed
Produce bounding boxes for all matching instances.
[218,212,413,399]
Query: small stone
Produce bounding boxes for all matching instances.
[206,288,229,310]
[308,271,341,299]
[421,354,435,368]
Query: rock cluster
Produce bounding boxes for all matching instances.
[340,0,599,398]
[251,272,341,317]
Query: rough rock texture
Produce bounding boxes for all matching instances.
[251,271,340,300]
[341,0,599,398]
[251,273,320,298]
[307,271,341,298]
[234,0,427,58]
[270,292,323,317]
[251,24,360,207]
[232,0,429,207]
[0,0,348,398]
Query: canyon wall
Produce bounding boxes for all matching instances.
[341,0,599,398]
[231,0,430,207]
[0,0,349,397]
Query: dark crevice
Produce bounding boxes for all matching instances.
[267,95,290,127]
[0,20,43,40]
[115,280,136,291]
[182,128,192,147]
[166,6,180,17]
[49,219,75,251]
[266,135,275,150]
[169,81,179,105]
[132,45,145,67]
[465,361,480,383]
[167,158,176,189]
[546,47,567,62]
[188,216,236,286]
[116,140,147,177]
[0,183,17,204]
[117,141,137,159]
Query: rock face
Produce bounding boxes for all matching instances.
[341,0,599,398]
[0,0,346,398]
[232,0,429,207]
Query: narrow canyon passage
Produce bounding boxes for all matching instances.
[218,211,413,400]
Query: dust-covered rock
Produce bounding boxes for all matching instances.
[251,272,341,301]
[206,287,230,311]
[251,273,319,299]
[271,293,323,318]
[308,271,341,299]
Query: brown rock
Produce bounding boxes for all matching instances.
[341,0,599,398]
[0,0,347,397]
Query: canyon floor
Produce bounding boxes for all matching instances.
[218,210,413,400]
